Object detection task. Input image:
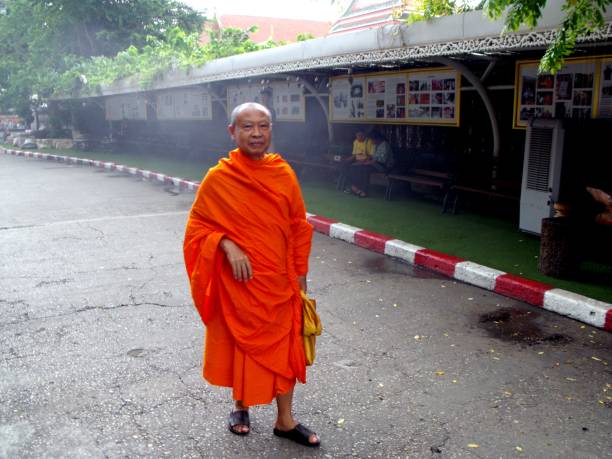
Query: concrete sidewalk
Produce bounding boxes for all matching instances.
[2,152,611,458]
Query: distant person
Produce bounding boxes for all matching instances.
[370,130,394,173]
[339,130,373,196]
[183,102,320,447]
[348,130,393,198]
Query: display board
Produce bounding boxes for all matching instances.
[330,76,366,121]
[406,68,458,125]
[156,88,212,120]
[512,57,612,128]
[227,82,305,122]
[271,82,306,121]
[227,85,262,112]
[597,58,612,119]
[330,68,460,126]
[105,94,147,121]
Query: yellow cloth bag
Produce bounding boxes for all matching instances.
[301,290,322,366]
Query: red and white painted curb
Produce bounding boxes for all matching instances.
[1,147,200,191]
[305,213,612,331]
[4,146,611,332]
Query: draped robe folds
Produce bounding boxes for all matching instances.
[183,148,313,407]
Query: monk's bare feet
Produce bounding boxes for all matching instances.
[274,418,320,446]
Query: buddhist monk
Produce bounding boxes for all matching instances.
[183,102,320,447]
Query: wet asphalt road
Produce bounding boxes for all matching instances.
[0,153,611,459]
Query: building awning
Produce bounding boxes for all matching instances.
[70,3,612,99]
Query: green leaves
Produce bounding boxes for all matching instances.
[0,0,204,114]
[484,0,612,73]
[404,0,474,24]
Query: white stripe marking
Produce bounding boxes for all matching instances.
[384,239,424,265]
[329,222,362,243]
[454,261,505,291]
[543,289,609,328]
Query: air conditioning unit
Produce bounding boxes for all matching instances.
[519,119,565,235]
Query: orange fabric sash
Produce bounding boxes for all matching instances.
[184,149,313,383]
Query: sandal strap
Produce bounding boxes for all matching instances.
[294,423,315,439]
[229,409,250,428]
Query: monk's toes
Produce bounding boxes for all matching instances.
[228,410,250,436]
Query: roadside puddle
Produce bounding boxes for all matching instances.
[479,307,573,345]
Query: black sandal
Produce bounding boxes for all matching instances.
[273,423,320,447]
[228,410,250,436]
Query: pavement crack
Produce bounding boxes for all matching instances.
[0,224,38,231]
[0,302,187,327]
[35,278,73,288]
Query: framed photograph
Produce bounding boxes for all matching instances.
[514,58,598,128]
[331,68,459,125]
[406,67,460,126]
[330,76,366,121]
[105,94,147,121]
[156,89,212,120]
[596,58,612,118]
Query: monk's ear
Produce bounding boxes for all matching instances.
[228,124,236,139]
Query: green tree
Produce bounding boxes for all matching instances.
[403,0,473,24]
[484,0,612,73]
[0,0,203,120]
[296,32,316,41]
[204,26,260,58]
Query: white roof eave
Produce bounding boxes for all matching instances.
[72,3,612,99]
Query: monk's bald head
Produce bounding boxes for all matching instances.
[230,102,271,127]
[228,102,272,159]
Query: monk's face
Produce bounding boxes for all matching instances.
[229,108,272,159]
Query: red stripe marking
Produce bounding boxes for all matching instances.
[307,215,337,235]
[414,249,464,277]
[354,230,393,253]
[604,309,612,332]
[494,274,553,306]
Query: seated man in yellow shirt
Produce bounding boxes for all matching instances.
[351,130,373,162]
[339,130,373,196]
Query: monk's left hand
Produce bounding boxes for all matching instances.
[297,275,307,292]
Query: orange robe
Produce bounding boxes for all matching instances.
[183,148,313,407]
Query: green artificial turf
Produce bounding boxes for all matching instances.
[5,144,611,303]
[302,180,612,303]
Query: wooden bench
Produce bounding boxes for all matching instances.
[286,156,338,179]
[385,168,451,205]
[447,179,520,214]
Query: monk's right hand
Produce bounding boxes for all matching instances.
[220,238,253,282]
